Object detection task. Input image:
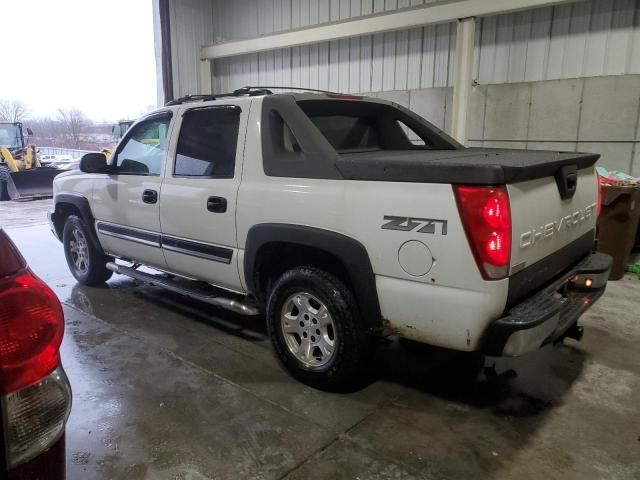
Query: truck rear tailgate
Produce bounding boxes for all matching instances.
[337,148,600,303]
[507,166,598,305]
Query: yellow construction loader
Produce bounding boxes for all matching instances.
[0,121,62,201]
[112,119,134,139]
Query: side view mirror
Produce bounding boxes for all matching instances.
[80,153,109,173]
[26,127,34,136]
[111,125,115,134]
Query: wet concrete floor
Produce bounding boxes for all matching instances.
[1,200,639,479]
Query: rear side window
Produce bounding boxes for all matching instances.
[174,106,240,178]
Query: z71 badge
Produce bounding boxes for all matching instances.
[381,216,448,235]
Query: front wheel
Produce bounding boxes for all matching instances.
[63,215,113,286]
[266,267,375,391]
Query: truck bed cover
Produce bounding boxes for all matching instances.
[336,148,600,184]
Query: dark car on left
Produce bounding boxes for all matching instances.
[0,228,71,479]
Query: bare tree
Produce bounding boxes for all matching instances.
[57,108,90,149]
[0,99,29,122]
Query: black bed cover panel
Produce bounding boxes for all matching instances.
[336,148,600,184]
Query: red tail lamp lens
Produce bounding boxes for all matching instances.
[0,270,64,394]
[454,185,512,280]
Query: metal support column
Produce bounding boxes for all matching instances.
[451,17,476,145]
[199,58,213,94]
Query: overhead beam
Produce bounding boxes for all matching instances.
[202,0,571,60]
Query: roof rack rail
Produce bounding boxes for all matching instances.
[165,94,217,106]
[235,86,338,95]
[164,86,340,106]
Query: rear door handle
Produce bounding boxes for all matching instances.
[207,196,227,213]
[142,189,158,204]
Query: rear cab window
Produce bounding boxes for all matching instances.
[296,99,458,154]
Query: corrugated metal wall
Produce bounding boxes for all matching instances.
[205,0,640,93]
[169,0,215,96]
[211,0,458,93]
[477,0,640,83]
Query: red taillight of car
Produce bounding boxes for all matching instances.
[0,230,71,469]
[454,185,512,280]
[0,270,64,394]
[596,171,603,216]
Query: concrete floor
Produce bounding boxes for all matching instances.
[1,199,639,479]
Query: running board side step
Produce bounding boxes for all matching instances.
[105,262,260,316]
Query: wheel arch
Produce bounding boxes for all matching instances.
[244,223,382,334]
[53,193,104,253]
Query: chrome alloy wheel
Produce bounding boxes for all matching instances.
[280,292,337,368]
[69,228,89,275]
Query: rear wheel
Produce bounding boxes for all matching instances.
[63,215,113,286]
[266,267,375,391]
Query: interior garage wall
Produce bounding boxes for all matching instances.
[209,0,640,92]
[212,0,458,94]
[163,0,640,173]
[370,74,640,175]
[168,0,215,97]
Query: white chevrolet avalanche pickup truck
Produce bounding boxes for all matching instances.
[49,88,611,390]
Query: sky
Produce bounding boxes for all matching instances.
[2,0,158,122]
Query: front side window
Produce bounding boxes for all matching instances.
[174,106,240,178]
[113,115,171,175]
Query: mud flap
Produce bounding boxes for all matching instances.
[3,167,62,200]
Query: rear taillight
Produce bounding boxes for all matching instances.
[454,185,512,280]
[0,270,64,394]
[0,232,71,468]
[596,171,602,216]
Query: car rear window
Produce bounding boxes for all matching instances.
[296,99,458,153]
[0,230,26,277]
[307,115,381,152]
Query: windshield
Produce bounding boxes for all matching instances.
[0,124,23,150]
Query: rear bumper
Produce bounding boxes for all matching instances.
[482,252,612,356]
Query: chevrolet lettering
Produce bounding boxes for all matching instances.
[520,203,596,249]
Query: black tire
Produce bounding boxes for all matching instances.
[63,215,113,286]
[0,165,12,201]
[266,267,375,391]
